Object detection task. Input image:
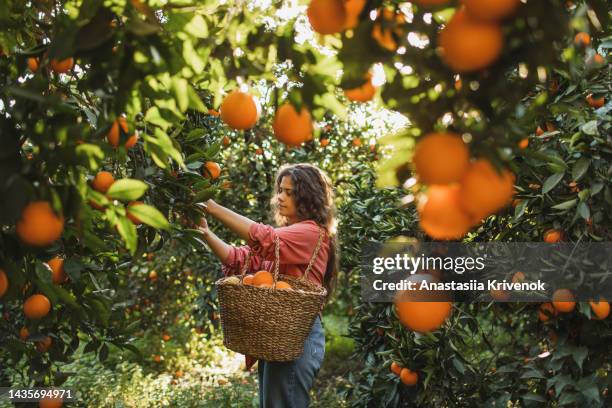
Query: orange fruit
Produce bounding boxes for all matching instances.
[511,271,525,283]
[589,299,610,320]
[16,201,65,246]
[149,270,158,281]
[538,302,557,322]
[19,327,29,340]
[371,9,406,52]
[413,132,470,184]
[162,334,171,341]
[220,91,259,130]
[344,0,367,29]
[438,8,503,72]
[39,396,63,408]
[108,116,139,148]
[202,161,221,179]
[275,281,293,290]
[543,229,563,243]
[208,108,220,116]
[258,282,273,288]
[535,126,545,136]
[36,336,53,352]
[586,93,605,108]
[253,270,274,286]
[307,0,346,35]
[47,257,67,284]
[418,184,473,240]
[344,73,377,102]
[127,201,144,225]
[518,138,529,149]
[459,159,514,221]
[0,269,7,298]
[92,171,115,193]
[390,361,402,375]
[24,294,51,319]
[272,103,313,146]
[27,57,39,72]
[243,275,254,285]
[352,137,362,147]
[153,354,162,362]
[462,0,520,21]
[552,289,576,313]
[50,57,74,74]
[590,53,605,66]
[490,288,510,301]
[320,138,330,147]
[394,275,452,333]
[574,31,590,47]
[400,368,418,386]
[222,136,231,146]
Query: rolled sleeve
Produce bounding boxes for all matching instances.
[247,221,323,265]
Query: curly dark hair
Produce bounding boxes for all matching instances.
[270,163,339,299]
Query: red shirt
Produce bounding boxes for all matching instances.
[222,220,329,287]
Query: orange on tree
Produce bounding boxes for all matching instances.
[518,138,529,149]
[413,132,470,184]
[47,257,67,284]
[149,270,158,281]
[390,361,402,375]
[36,336,53,352]
[127,201,144,225]
[538,302,557,322]
[16,201,65,246]
[586,93,605,108]
[272,102,313,146]
[24,294,51,319]
[394,274,452,333]
[462,0,521,21]
[0,269,7,297]
[162,333,171,342]
[511,271,525,283]
[19,327,29,340]
[222,136,231,146]
[459,159,514,221]
[152,354,162,363]
[351,137,362,147]
[243,275,254,285]
[400,368,418,386]
[307,0,346,35]
[27,57,39,72]
[589,299,610,320]
[371,9,406,52]
[220,91,259,130]
[344,73,377,102]
[490,288,510,301]
[438,8,503,72]
[252,270,274,286]
[92,171,115,193]
[275,281,293,290]
[50,57,74,74]
[202,161,221,179]
[573,31,590,47]
[343,0,366,29]
[319,138,330,147]
[39,397,63,408]
[552,288,576,313]
[108,116,139,148]
[418,184,473,240]
[543,229,563,243]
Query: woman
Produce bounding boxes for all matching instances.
[197,163,338,408]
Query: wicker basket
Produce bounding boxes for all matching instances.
[215,228,328,361]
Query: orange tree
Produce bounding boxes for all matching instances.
[0,0,609,404]
[342,1,611,407]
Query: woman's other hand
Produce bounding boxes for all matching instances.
[196,217,210,237]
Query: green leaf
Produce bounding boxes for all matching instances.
[513,199,528,220]
[571,158,590,181]
[127,204,170,230]
[185,15,208,38]
[172,77,189,112]
[117,216,138,254]
[577,202,590,220]
[580,120,599,136]
[107,179,148,201]
[551,199,577,210]
[193,187,216,203]
[542,172,565,194]
[76,144,105,170]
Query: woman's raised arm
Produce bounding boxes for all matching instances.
[203,199,256,241]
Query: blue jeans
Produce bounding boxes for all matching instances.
[258,316,325,407]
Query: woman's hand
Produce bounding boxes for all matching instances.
[196,217,210,237]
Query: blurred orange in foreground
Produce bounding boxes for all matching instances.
[394,274,452,333]
[413,132,470,184]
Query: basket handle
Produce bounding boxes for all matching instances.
[239,251,252,277]
[300,227,325,282]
